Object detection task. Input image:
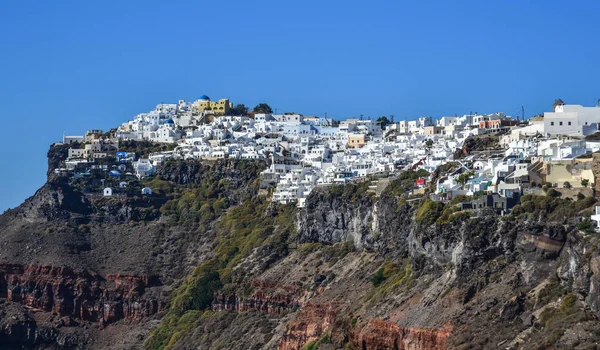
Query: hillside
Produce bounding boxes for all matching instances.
[1,144,600,349]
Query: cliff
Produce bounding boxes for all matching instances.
[2,144,600,349]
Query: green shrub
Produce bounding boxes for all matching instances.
[302,334,329,350]
[514,194,597,224]
[186,266,222,310]
[416,199,445,226]
[369,259,414,303]
[546,188,561,198]
[449,195,472,205]
[578,220,596,234]
[371,268,386,287]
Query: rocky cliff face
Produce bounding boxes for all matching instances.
[0,147,272,349]
[351,320,450,350]
[3,145,600,349]
[0,264,163,325]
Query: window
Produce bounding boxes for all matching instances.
[568,121,571,125]
[551,122,554,126]
[560,121,563,126]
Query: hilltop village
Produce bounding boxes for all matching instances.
[57,96,600,222]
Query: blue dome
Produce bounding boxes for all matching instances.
[165,118,174,124]
[199,94,211,101]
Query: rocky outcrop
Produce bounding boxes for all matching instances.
[0,264,163,325]
[296,185,414,256]
[0,300,90,349]
[277,303,336,350]
[47,143,70,178]
[212,290,299,315]
[453,134,500,159]
[352,319,450,350]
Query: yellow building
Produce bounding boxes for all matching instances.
[424,126,444,135]
[195,95,233,115]
[348,134,366,148]
[544,159,594,188]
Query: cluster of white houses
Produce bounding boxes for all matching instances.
[59,96,600,218]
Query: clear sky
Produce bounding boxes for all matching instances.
[1,0,600,212]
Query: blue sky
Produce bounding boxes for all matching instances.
[1,0,600,211]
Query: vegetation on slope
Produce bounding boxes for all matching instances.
[145,196,296,350]
[510,194,596,224]
[387,169,431,196]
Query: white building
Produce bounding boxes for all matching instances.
[543,101,600,136]
[591,206,600,231]
[133,159,155,179]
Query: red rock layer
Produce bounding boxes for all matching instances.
[212,279,304,315]
[277,303,336,350]
[212,290,299,315]
[352,319,451,350]
[0,264,163,325]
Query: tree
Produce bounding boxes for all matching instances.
[229,104,248,116]
[456,171,475,185]
[376,116,391,130]
[582,178,590,188]
[425,139,434,148]
[563,181,572,189]
[253,103,273,114]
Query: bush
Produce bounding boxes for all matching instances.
[512,194,596,224]
[369,259,414,302]
[371,268,386,287]
[450,195,472,205]
[546,188,561,198]
[187,268,222,310]
[578,220,596,234]
[416,199,445,226]
[563,181,572,189]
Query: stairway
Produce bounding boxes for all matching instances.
[367,178,391,197]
